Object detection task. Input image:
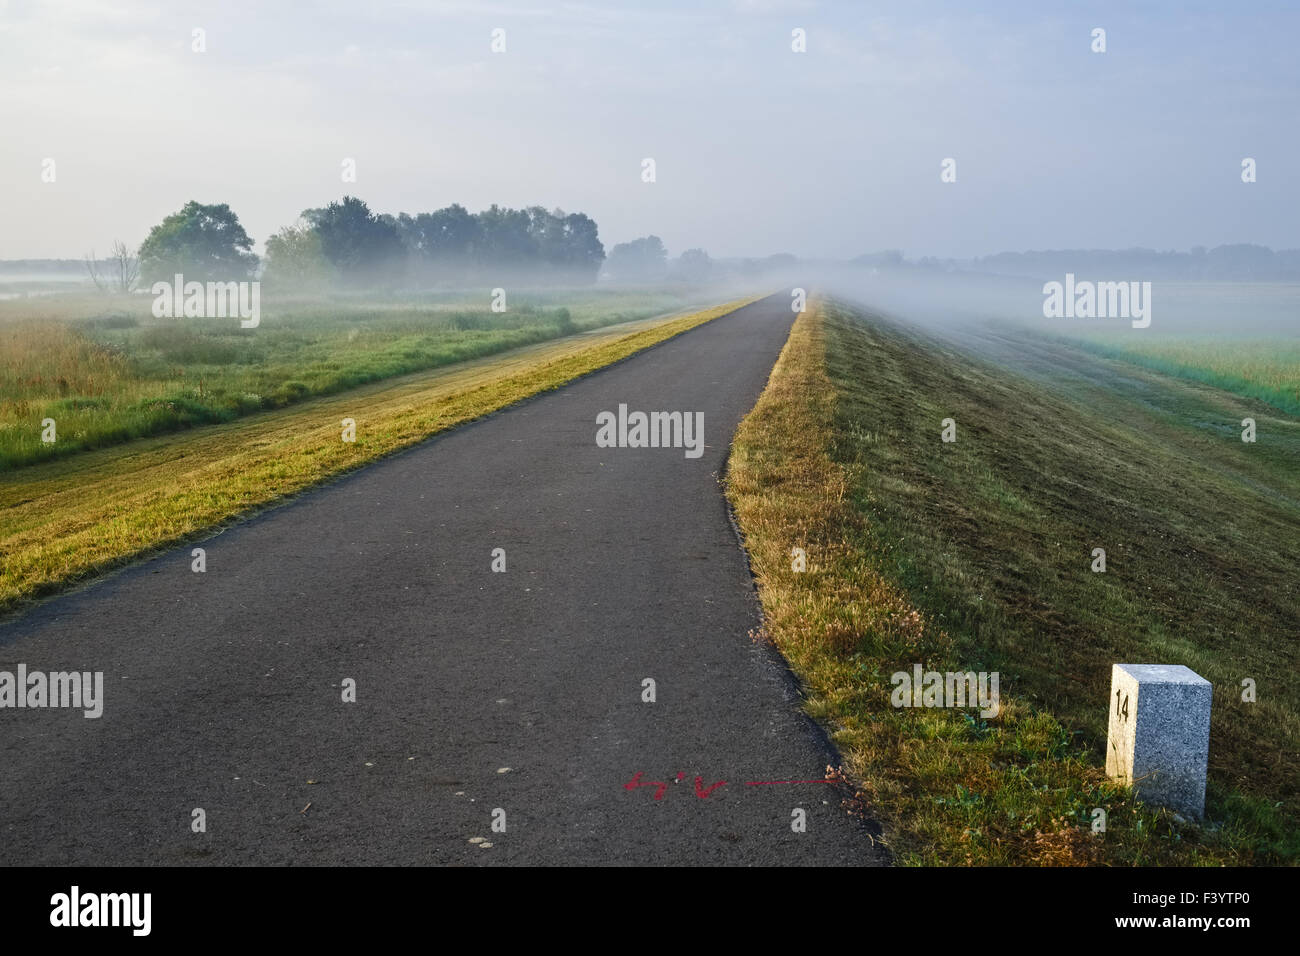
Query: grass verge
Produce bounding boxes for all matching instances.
[0,296,759,616]
[726,297,1298,865]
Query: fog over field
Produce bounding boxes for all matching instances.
[818,269,1300,337]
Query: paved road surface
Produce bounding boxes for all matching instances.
[0,294,887,866]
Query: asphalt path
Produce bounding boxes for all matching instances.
[0,294,887,866]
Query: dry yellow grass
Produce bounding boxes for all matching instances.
[726,298,949,672]
[0,297,759,613]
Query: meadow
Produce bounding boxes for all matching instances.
[1069,334,1300,417]
[1033,281,1300,415]
[0,287,702,470]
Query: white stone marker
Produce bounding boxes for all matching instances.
[1106,664,1211,819]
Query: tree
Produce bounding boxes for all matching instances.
[397,205,482,278]
[85,240,139,293]
[302,196,404,285]
[476,204,538,270]
[552,211,605,281]
[137,201,258,282]
[425,205,481,263]
[606,236,668,282]
[263,221,333,289]
[672,248,711,283]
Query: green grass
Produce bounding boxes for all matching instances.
[1065,333,1300,417]
[0,288,700,470]
[727,297,1299,865]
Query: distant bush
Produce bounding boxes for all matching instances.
[552,307,576,335]
[271,381,311,406]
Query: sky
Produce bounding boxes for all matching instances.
[2,0,1298,260]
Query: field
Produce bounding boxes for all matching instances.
[727,297,1299,865]
[0,288,705,470]
[1045,282,1300,415]
[1068,334,1300,417]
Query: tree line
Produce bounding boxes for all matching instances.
[118,197,724,290]
[883,245,1300,281]
[285,197,606,285]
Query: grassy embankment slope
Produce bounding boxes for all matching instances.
[726,297,1298,865]
[0,296,758,615]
